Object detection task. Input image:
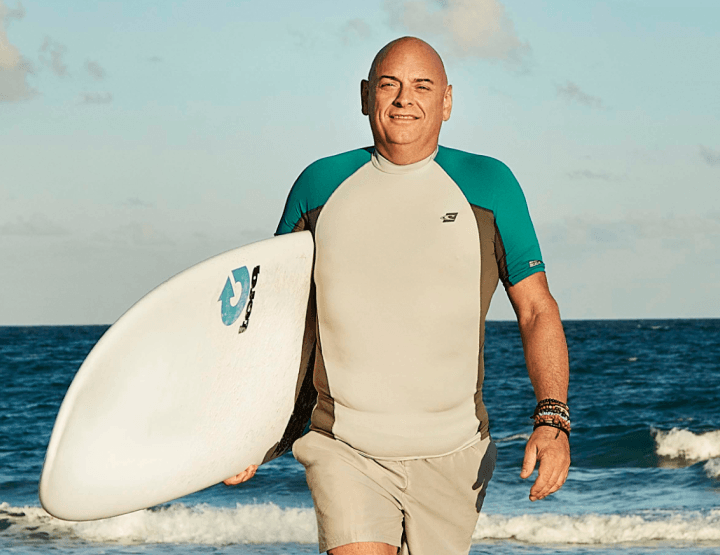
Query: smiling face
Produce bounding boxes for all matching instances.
[361,38,452,165]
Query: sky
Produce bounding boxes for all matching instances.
[1,0,719,325]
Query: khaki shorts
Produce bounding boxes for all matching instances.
[293,431,497,554]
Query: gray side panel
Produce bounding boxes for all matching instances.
[470,204,501,437]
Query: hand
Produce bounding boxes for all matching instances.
[223,464,258,486]
[520,426,570,501]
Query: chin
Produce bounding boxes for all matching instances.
[385,132,422,146]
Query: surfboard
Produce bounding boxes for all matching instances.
[39,231,314,521]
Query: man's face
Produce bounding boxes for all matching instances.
[361,40,452,161]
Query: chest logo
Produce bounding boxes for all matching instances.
[441,212,458,223]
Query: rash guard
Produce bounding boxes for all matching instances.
[275,145,544,460]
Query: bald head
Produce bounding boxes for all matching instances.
[368,37,448,88]
[361,37,452,165]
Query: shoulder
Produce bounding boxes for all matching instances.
[296,147,373,188]
[435,145,523,208]
[435,145,511,175]
[276,148,373,235]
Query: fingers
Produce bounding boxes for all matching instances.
[545,464,569,497]
[529,456,564,501]
[523,429,571,501]
[223,473,245,486]
[520,440,537,480]
[223,465,257,485]
[530,459,569,500]
[222,464,258,486]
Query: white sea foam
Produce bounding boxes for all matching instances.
[704,458,720,479]
[3,502,720,546]
[473,511,720,544]
[653,427,720,460]
[495,433,531,443]
[0,502,317,545]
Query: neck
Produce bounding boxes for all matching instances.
[374,140,439,166]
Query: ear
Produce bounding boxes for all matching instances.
[443,84,453,121]
[361,79,369,116]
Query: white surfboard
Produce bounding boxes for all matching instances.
[39,231,314,521]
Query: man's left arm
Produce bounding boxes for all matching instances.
[507,271,571,501]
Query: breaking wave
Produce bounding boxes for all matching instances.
[704,458,720,479]
[0,502,317,545]
[3,502,720,546]
[653,427,720,460]
[474,510,720,544]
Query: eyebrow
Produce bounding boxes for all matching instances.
[377,75,435,85]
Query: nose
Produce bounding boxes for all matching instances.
[393,85,412,107]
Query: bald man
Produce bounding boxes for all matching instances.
[226,37,570,555]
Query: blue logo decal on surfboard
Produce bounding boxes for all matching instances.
[218,267,250,326]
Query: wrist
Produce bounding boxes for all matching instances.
[532,398,571,436]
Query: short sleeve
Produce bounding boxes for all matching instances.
[275,148,373,236]
[275,177,306,236]
[491,163,544,286]
[434,146,545,287]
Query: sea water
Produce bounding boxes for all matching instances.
[1,320,719,554]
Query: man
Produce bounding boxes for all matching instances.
[226,37,570,555]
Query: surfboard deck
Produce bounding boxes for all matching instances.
[39,231,314,521]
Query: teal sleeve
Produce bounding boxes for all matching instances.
[435,146,545,286]
[275,182,304,236]
[495,171,545,286]
[276,148,373,236]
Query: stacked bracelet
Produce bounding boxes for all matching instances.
[532,398,571,436]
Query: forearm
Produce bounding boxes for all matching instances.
[508,273,571,499]
[516,298,569,403]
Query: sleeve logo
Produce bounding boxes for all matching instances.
[529,260,543,268]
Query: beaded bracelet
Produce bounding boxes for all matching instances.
[534,398,569,414]
[532,398,571,436]
[533,402,569,420]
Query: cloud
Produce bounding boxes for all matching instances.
[80,92,112,104]
[288,27,316,49]
[85,59,106,80]
[95,223,174,247]
[0,0,35,102]
[0,214,68,237]
[541,213,720,258]
[341,18,372,44]
[2,0,22,21]
[567,170,619,181]
[0,56,34,102]
[700,145,720,167]
[383,0,530,65]
[39,36,68,77]
[123,197,154,208]
[556,81,603,109]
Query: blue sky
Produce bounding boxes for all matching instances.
[1,0,719,324]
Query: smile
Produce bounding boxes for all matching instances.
[389,115,418,120]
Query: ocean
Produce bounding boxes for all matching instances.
[1,319,719,554]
